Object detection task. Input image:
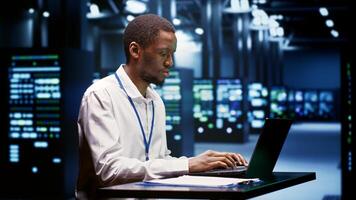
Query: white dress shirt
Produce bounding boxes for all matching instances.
[76,65,189,196]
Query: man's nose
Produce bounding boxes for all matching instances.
[164,55,174,67]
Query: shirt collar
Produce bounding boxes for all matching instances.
[116,65,160,102]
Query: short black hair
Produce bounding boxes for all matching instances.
[123,14,175,63]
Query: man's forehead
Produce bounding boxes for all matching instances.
[157,30,176,40]
[152,31,177,49]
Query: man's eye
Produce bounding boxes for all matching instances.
[160,53,168,58]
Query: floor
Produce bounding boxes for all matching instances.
[195,122,341,200]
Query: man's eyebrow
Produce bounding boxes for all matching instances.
[157,47,170,51]
[156,47,175,52]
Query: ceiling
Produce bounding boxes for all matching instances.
[174,0,352,48]
[2,0,352,48]
[257,0,352,47]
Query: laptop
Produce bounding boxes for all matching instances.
[188,118,293,179]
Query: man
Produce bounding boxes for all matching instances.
[76,14,247,198]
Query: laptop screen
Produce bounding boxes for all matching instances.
[246,118,293,178]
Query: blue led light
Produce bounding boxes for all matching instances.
[32,166,38,173]
[52,157,62,164]
[34,141,48,148]
[174,134,182,141]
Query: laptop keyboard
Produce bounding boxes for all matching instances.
[207,166,247,173]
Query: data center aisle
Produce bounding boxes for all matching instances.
[195,122,341,200]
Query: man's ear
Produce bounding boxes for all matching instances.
[129,42,141,59]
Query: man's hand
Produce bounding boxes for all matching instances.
[188,150,248,173]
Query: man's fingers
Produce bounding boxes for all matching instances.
[223,152,237,166]
[207,156,235,168]
[210,161,228,170]
[212,152,244,167]
[207,151,228,157]
[238,154,248,166]
[217,152,248,166]
[230,153,244,166]
[203,150,248,168]
[229,153,240,165]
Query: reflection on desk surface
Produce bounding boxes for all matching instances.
[97,172,316,199]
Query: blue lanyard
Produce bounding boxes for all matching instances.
[115,72,155,161]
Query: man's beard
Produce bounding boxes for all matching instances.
[142,72,165,87]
